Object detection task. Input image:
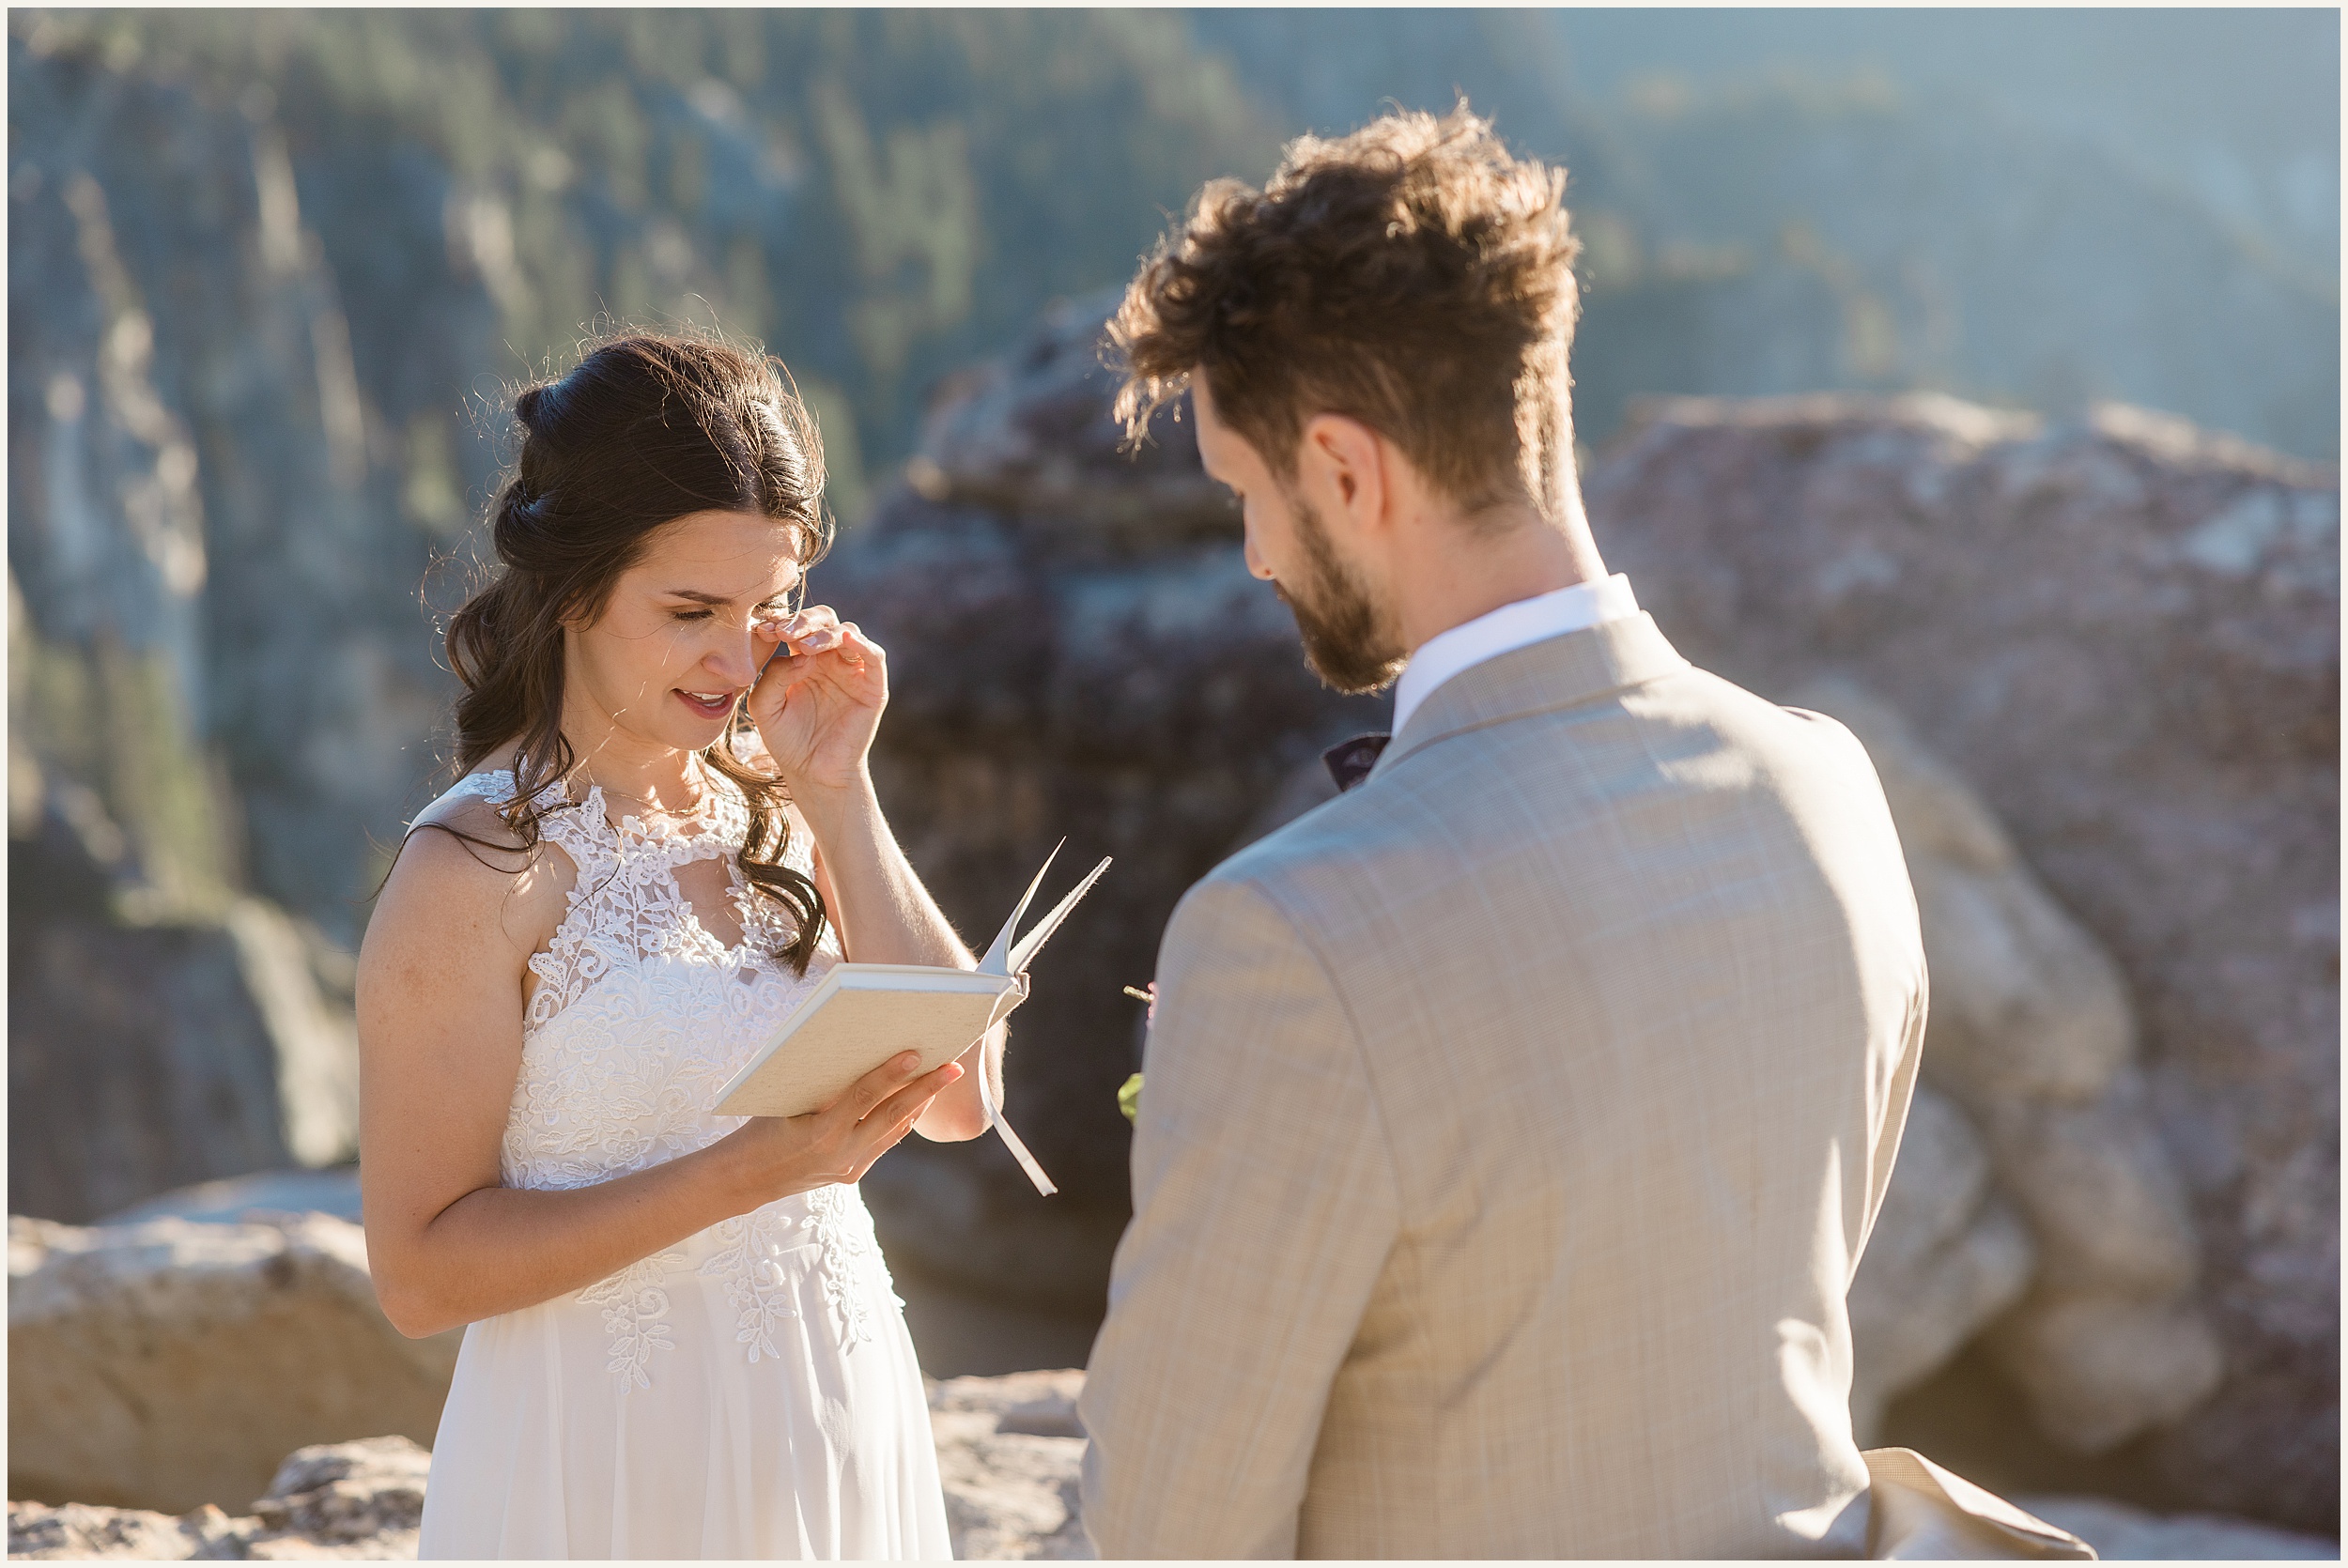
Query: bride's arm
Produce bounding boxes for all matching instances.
[356,802,960,1340]
[751,607,999,1143]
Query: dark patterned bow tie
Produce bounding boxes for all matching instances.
[1322,732,1392,793]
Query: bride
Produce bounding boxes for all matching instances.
[358,332,984,1559]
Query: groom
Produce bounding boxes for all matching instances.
[1077,107,2090,1559]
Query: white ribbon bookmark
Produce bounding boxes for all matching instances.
[977,1066,1057,1197]
[969,844,1113,1199]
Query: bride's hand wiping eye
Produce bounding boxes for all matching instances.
[745,605,888,796]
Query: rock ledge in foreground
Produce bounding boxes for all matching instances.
[7,1437,426,1560]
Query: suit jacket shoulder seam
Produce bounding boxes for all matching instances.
[1382,662,1694,778]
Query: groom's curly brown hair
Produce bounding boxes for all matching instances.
[1111,102,1583,523]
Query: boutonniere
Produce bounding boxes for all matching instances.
[1119,983,1154,1122]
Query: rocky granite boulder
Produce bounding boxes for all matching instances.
[6,866,361,1225]
[929,1369,1093,1560]
[1844,1084,2036,1438]
[1799,680,2223,1452]
[8,1216,458,1516]
[9,1374,2333,1560]
[7,1436,427,1560]
[2016,1494,2336,1561]
[1588,394,2336,1531]
[826,292,1383,1309]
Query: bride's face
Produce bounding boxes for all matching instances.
[563,508,806,760]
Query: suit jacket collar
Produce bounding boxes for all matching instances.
[1367,612,1692,785]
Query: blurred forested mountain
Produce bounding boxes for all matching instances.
[8,9,1284,943]
[1196,8,2341,458]
[7,6,2338,948]
[1206,9,2340,278]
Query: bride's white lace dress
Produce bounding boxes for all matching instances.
[416,769,951,1560]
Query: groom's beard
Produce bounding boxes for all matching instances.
[1276,498,1407,695]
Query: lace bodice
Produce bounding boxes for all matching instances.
[435,767,892,1386]
[441,766,835,1184]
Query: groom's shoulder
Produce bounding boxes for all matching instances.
[1179,777,1414,932]
[1187,667,1890,901]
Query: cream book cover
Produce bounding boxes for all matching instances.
[712,845,1110,1194]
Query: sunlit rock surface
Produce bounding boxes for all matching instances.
[1800,680,2223,1453]
[930,1370,1094,1560]
[11,1368,2335,1560]
[7,1216,457,1517]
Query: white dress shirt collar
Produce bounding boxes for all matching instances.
[1389,574,1642,741]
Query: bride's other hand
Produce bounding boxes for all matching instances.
[747,606,886,797]
[715,1052,962,1203]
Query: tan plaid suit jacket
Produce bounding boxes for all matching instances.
[1081,614,1970,1558]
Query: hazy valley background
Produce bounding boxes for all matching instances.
[10,6,2335,944]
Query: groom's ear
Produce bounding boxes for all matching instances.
[1298,412,1391,537]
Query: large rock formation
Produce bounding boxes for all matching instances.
[1843,1083,2036,1438]
[1801,679,2223,1452]
[6,727,362,1223]
[1586,394,2337,1531]
[7,854,361,1223]
[8,1216,459,1515]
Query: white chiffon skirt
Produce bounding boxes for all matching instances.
[418,1187,952,1560]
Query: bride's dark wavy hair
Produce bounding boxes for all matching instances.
[439,331,834,973]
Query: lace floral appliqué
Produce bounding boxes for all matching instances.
[700,1209,802,1363]
[805,1182,889,1347]
[583,1247,687,1390]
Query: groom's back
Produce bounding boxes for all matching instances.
[1075,98,1941,1560]
[1224,623,1923,1557]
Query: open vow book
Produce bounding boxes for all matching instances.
[713,846,1112,1195]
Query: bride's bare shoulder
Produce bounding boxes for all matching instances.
[361,775,572,1025]
[377,773,577,935]
[403,774,530,863]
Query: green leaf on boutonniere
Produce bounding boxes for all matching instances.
[1118,1072,1142,1124]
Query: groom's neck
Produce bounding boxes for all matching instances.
[1388,491,1609,659]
